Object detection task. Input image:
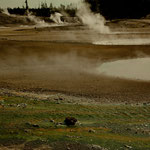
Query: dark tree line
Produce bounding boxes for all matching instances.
[7,3,76,17]
[85,0,150,19]
[3,0,150,19]
[8,8,51,17]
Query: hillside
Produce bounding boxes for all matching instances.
[0,13,34,27]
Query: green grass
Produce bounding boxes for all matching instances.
[0,96,150,149]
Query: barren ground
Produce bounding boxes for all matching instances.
[0,24,150,103]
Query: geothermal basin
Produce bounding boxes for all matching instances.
[1,22,150,104]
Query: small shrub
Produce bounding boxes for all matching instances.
[64,117,77,126]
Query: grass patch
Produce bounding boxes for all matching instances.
[0,96,150,149]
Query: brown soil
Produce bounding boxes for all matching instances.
[0,37,150,103]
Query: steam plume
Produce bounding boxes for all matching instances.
[2,9,10,16]
[27,13,50,27]
[50,12,63,24]
[76,2,110,34]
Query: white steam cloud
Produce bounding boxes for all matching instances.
[27,13,50,27]
[76,2,110,34]
[2,9,10,16]
[50,12,63,24]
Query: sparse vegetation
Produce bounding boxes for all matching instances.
[0,95,150,149]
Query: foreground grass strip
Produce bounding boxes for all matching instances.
[0,96,150,150]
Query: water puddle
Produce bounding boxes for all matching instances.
[93,38,150,45]
[97,58,150,81]
[92,31,150,45]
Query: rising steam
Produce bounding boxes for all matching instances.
[50,12,63,24]
[76,2,110,34]
[2,9,10,16]
[27,13,50,27]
